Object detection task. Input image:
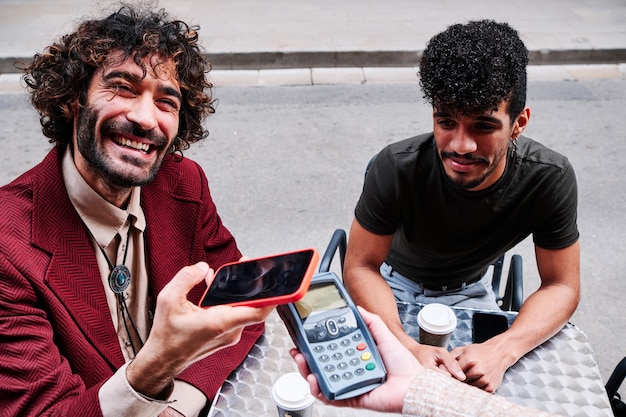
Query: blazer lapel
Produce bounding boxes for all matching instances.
[142,159,201,297]
[32,149,124,369]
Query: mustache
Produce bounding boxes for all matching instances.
[101,119,169,148]
[441,151,489,165]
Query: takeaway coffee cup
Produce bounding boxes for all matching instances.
[417,303,457,348]
[272,372,315,417]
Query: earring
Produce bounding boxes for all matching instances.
[510,137,518,153]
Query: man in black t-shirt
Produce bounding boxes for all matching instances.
[343,20,580,393]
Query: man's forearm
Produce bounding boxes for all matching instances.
[345,266,466,379]
[498,283,579,362]
[344,267,409,340]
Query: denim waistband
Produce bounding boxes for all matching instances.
[380,262,484,292]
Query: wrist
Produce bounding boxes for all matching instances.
[142,380,175,402]
[394,327,418,347]
[126,352,177,400]
[485,334,521,368]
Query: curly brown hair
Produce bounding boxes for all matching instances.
[419,20,528,123]
[22,4,214,153]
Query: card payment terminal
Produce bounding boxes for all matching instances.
[277,272,386,400]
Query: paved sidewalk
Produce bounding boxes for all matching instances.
[1,0,626,74]
[1,63,625,93]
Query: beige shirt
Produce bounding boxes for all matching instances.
[403,369,563,417]
[62,148,206,417]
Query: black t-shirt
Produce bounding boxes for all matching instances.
[355,133,579,287]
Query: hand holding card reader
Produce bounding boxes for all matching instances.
[277,272,386,400]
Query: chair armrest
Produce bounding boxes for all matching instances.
[318,229,347,273]
[491,254,505,298]
[506,254,523,312]
[606,356,626,400]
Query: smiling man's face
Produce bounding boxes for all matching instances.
[72,52,182,205]
[433,100,529,191]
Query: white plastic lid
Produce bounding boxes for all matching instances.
[271,372,315,410]
[417,303,457,335]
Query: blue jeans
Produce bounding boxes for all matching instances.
[380,262,501,311]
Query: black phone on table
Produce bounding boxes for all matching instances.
[472,311,509,343]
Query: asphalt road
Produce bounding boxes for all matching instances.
[1,77,625,393]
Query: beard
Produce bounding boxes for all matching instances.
[75,106,170,188]
[441,145,508,190]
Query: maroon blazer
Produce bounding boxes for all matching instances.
[0,147,264,416]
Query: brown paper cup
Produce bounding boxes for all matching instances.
[417,303,457,348]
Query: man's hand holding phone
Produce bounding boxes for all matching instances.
[126,262,274,399]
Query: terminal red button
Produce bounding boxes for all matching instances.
[356,342,367,351]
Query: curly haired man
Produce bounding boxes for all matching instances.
[343,20,580,392]
[0,5,274,416]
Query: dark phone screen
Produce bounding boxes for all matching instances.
[472,312,509,343]
[200,250,314,306]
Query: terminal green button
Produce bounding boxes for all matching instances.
[365,362,376,371]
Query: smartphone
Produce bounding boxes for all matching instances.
[198,248,319,308]
[472,311,509,343]
[277,272,386,401]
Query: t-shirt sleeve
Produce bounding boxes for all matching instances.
[532,161,579,249]
[354,148,402,236]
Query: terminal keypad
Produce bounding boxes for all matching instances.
[310,326,379,387]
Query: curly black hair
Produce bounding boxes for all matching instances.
[21,4,214,153]
[419,20,528,122]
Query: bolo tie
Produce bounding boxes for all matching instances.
[95,228,144,356]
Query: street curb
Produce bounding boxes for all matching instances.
[2,48,626,73]
[206,49,626,69]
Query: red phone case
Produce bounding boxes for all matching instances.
[199,248,320,308]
